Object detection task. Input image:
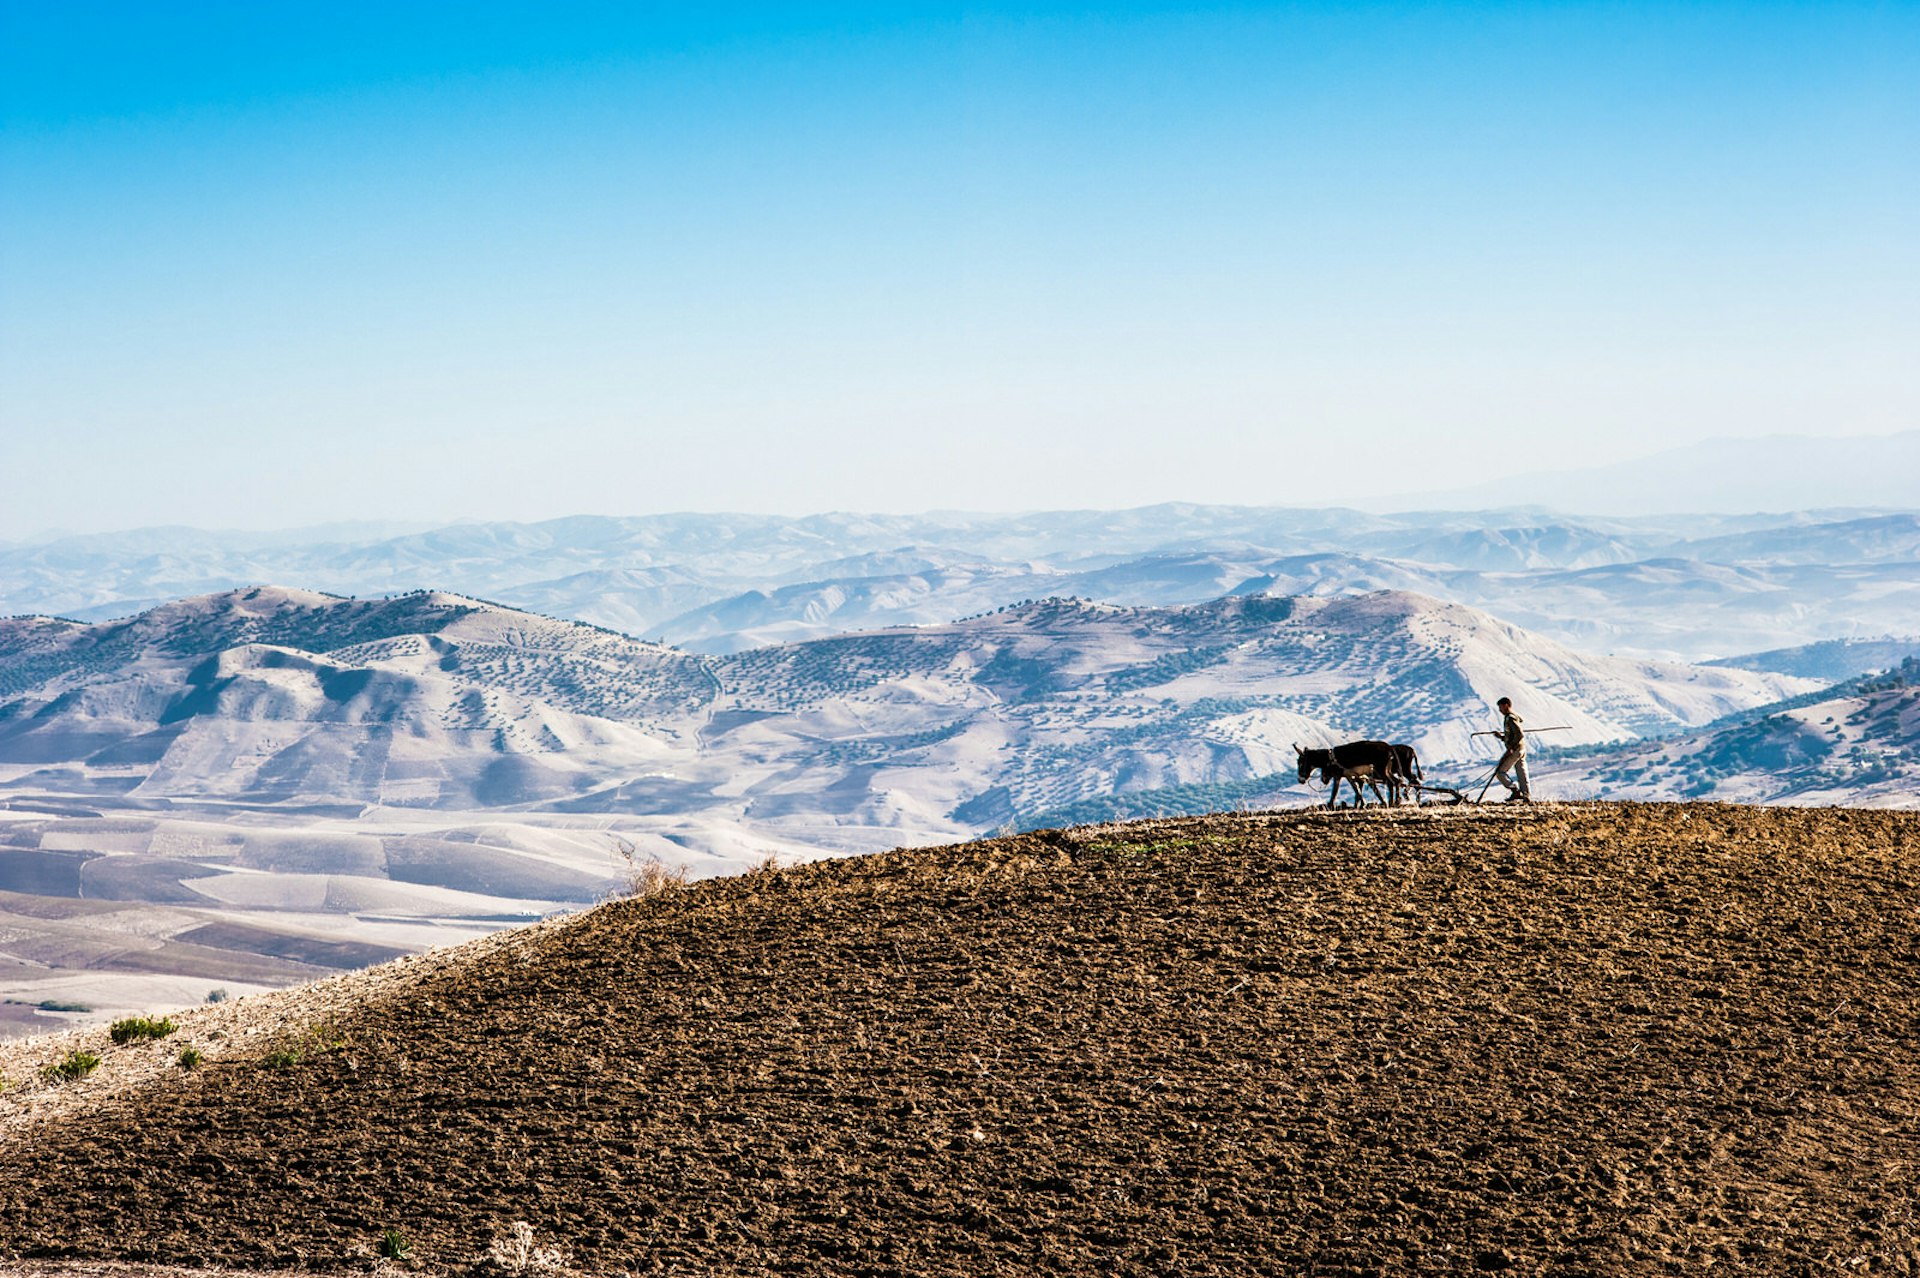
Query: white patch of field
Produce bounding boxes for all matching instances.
[36,826,155,854]
[187,908,504,953]
[0,973,276,1027]
[180,869,555,916]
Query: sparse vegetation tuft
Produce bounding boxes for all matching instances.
[205,988,229,1004]
[487,1220,570,1273]
[42,1049,100,1083]
[177,1046,203,1070]
[378,1227,411,1261]
[109,1015,177,1045]
[610,835,687,898]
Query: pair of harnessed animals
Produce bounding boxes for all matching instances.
[1294,740,1425,809]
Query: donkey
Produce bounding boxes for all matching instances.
[1295,741,1402,810]
[1388,742,1423,805]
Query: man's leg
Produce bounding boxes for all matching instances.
[1494,749,1522,795]
[1514,756,1531,800]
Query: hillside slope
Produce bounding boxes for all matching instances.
[1551,659,1920,806]
[3,804,1916,1276]
[0,586,713,808]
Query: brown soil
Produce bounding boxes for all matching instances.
[2,803,1918,1277]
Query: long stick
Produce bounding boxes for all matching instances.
[1469,725,1570,801]
[1471,725,1573,738]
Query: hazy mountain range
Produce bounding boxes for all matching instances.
[7,502,1920,662]
[1384,430,1920,516]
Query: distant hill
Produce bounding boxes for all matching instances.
[1547,659,1920,807]
[1705,636,1920,682]
[4,804,1917,1275]
[0,586,713,809]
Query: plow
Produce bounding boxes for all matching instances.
[1399,779,1471,805]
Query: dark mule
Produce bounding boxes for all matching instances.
[1295,741,1401,809]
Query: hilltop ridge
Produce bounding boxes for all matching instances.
[2,803,1916,1276]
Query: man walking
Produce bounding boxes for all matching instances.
[1493,696,1531,802]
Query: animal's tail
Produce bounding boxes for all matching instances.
[1408,748,1423,784]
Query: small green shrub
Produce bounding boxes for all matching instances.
[109,1015,177,1045]
[177,1046,204,1070]
[42,1049,100,1082]
[259,1021,346,1071]
[204,987,229,1004]
[379,1227,411,1260]
[34,999,92,1013]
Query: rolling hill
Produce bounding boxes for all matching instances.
[0,586,1811,826]
[3,804,1916,1276]
[0,584,1821,1028]
[1706,637,1920,682]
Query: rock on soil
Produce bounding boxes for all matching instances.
[2,802,1918,1276]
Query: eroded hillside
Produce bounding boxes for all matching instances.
[1553,659,1920,806]
[0,586,1811,824]
[2,803,1916,1276]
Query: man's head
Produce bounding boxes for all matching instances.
[1497,697,1512,712]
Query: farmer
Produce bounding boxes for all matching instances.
[1492,696,1531,803]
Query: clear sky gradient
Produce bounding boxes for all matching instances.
[3,2,1916,536]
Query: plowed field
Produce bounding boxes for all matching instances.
[2,803,1918,1276]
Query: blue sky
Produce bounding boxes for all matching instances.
[2,2,1915,535]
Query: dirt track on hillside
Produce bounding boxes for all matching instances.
[2,803,1918,1276]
